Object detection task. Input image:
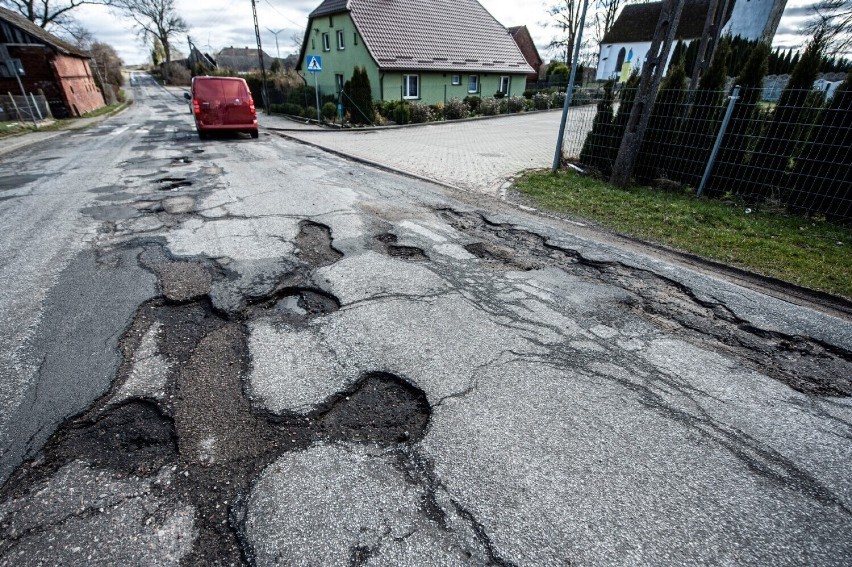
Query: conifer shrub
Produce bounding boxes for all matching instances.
[749,34,826,199]
[635,58,689,182]
[344,66,375,124]
[708,42,770,195]
[579,80,616,175]
[788,70,851,219]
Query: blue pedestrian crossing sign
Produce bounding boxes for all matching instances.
[306,55,322,72]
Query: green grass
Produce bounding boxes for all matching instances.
[0,121,32,138]
[515,170,852,299]
[0,103,128,139]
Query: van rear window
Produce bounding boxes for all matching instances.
[194,79,222,100]
[221,80,248,99]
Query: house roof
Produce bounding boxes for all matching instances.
[601,0,731,44]
[216,46,273,72]
[301,0,533,74]
[0,6,90,58]
[508,25,543,68]
[310,0,348,18]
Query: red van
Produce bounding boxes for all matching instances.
[186,76,258,139]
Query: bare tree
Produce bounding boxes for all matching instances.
[805,0,851,52]
[548,0,585,62]
[0,0,113,28]
[60,21,94,48]
[593,0,624,44]
[112,0,188,83]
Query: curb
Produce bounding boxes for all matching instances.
[271,130,465,194]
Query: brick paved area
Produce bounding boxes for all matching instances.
[260,108,596,195]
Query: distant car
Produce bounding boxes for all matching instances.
[185,76,258,139]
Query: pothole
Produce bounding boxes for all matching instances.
[318,372,431,444]
[439,208,852,397]
[375,233,429,261]
[464,241,537,271]
[154,177,193,191]
[294,221,343,268]
[245,287,340,322]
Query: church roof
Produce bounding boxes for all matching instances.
[601,0,733,44]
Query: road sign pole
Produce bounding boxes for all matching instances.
[313,71,321,123]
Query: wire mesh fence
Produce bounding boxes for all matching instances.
[564,83,852,222]
[0,93,52,122]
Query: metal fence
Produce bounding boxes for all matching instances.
[0,93,52,122]
[564,84,851,222]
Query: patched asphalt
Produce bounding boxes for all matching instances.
[1,72,851,566]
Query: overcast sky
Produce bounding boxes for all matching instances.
[73,0,821,66]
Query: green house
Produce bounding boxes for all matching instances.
[296,0,534,105]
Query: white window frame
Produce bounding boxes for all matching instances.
[467,75,479,94]
[336,30,345,50]
[322,33,330,51]
[403,74,420,100]
[451,74,461,85]
[499,76,510,95]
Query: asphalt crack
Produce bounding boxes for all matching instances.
[438,208,852,397]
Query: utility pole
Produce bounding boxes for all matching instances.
[251,0,270,114]
[266,28,285,59]
[552,0,590,171]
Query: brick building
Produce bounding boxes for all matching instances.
[508,26,544,82]
[0,7,104,118]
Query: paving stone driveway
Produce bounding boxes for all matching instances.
[260,107,596,195]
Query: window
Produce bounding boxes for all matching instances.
[336,30,345,50]
[467,75,479,93]
[451,75,461,85]
[354,32,358,45]
[499,76,510,95]
[322,33,330,51]
[403,74,419,99]
[335,74,344,94]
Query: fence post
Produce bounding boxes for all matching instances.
[697,85,739,197]
[7,92,22,122]
[29,93,43,120]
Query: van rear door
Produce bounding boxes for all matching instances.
[222,80,254,126]
[194,78,223,126]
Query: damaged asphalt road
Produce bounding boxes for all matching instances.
[1,74,851,566]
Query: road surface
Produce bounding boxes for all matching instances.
[0,73,850,566]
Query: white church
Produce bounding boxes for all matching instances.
[595,0,788,82]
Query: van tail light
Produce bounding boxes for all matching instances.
[192,99,201,115]
[249,96,256,114]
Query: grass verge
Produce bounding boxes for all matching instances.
[0,102,128,139]
[514,170,852,299]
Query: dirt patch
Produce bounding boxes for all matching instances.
[295,221,343,268]
[318,372,431,444]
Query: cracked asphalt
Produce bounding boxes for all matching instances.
[0,73,851,566]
